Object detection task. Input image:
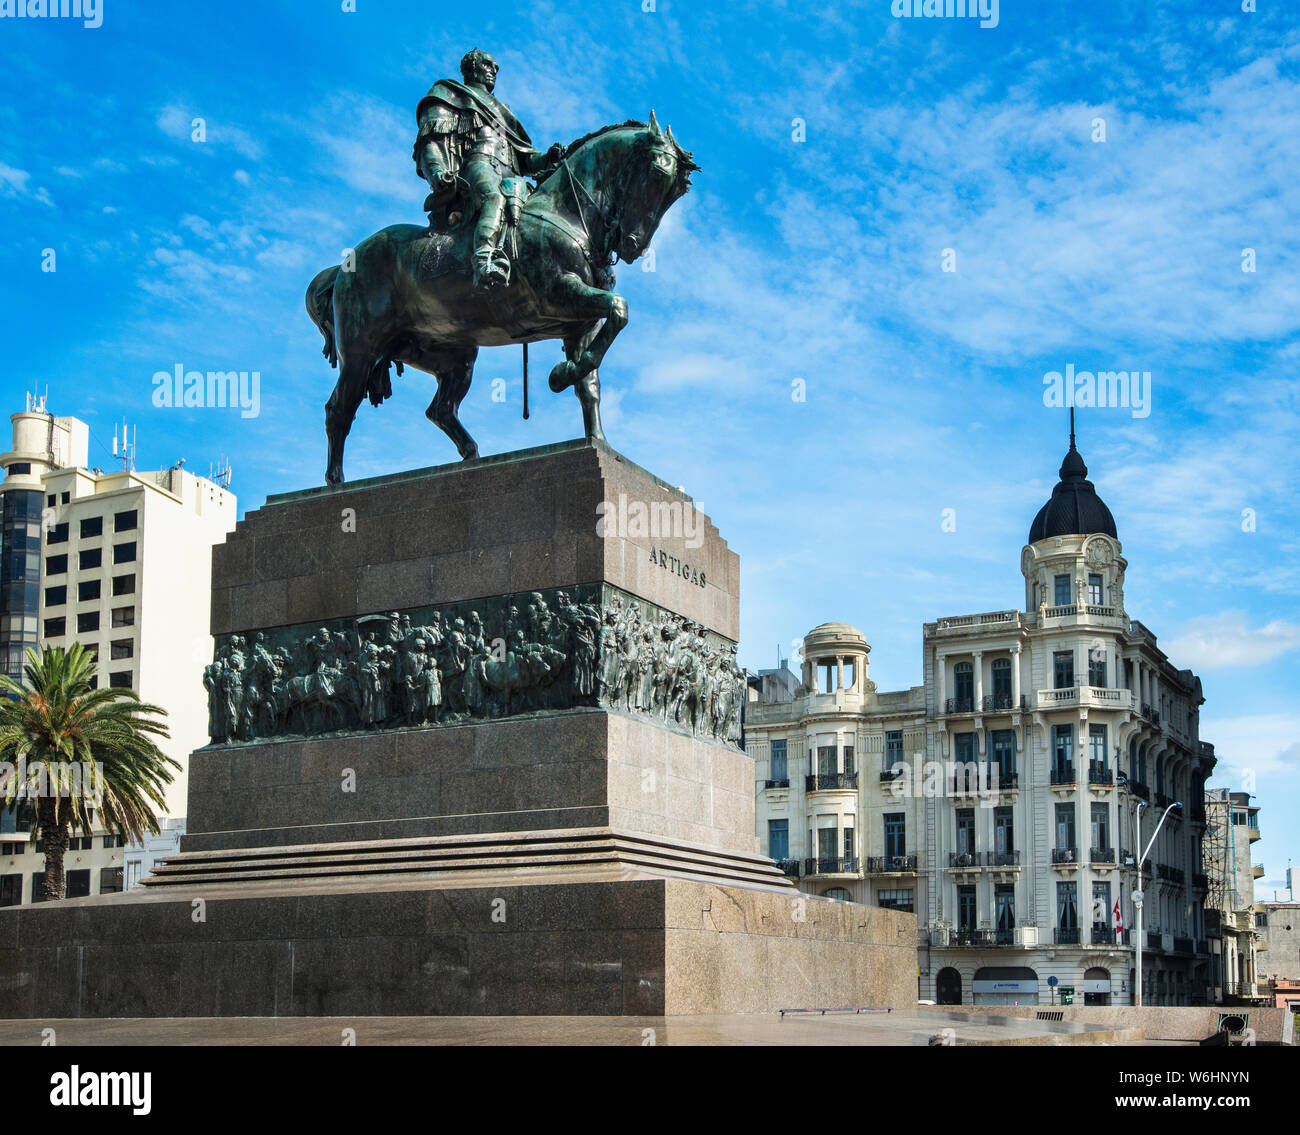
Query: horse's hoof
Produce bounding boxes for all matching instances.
[326,468,343,486]
[460,446,480,461]
[549,361,576,393]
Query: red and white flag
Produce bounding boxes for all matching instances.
[1113,898,1124,934]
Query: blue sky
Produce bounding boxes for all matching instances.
[1,0,1296,894]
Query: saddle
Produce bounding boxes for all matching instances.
[424,175,533,285]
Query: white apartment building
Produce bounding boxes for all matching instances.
[0,398,235,905]
[749,429,1216,1007]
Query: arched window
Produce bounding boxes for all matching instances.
[953,661,973,711]
[823,887,851,902]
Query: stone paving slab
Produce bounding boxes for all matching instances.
[0,1012,1142,1046]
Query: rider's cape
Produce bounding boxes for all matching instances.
[413,78,537,179]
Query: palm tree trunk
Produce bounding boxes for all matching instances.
[37,795,68,901]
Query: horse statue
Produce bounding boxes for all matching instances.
[305,112,697,484]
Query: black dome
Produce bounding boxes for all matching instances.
[1028,430,1117,544]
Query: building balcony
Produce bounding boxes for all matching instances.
[1196,939,1208,955]
[1248,825,1261,843]
[943,697,975,715]
[1090,927,1129,946]
[980,693,1027,713]
[1156,864,1185,886]
[1172,936,1194,954]
[988,850,1021,868]
[805,772,858,792]
[1090,846,1115,865]
[1036,685,1133,712]
[763,778,790,790]
[1087,766,1114,788]
[880,766,905,783]
[948,927,1016,948]
[1119,849,1136,869]
[1252,864,1265,879]
[948,851,982,870]
[803,857,859,877]
[1050,766,1076,787]
[1054,927,1082,945]
[1139,702,1161,727]
[1147,931,1164,951]
[773,858,801,877]
[1051,847,1079,867]
[928,610,1022,637]
[867,854,919,875]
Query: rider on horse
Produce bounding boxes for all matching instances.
[413,48,565,292]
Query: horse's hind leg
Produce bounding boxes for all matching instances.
[563,329,606,444]
[415,345,480,461]
[324,355,376,484]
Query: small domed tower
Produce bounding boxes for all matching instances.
[800,622,875,700]
[1021,413,1126,617]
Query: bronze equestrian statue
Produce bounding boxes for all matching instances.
[306,49,697,484]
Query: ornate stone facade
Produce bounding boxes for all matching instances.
[203,583,744,746]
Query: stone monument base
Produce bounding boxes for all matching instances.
[0,871,915,1017]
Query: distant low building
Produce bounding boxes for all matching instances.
[1202,789,1268,1004]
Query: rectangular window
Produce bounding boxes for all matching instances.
[1052,724,1074,778]
[44,585,66,607]
[1089,724,1107,769]
[991,730,1016,779]
[78,548,102,571]
[955,808,975,855]
[877,888,914,913]
[817,827,837,863]
[957,884,977,931]
[78,579,101,602]
[112,542,137,564]
[843,826,854,862]
[46,522,69,545]
[1057,880,1078,930]
[767,819,789,861]
[102,834,122,850]
[77,610,99,634]
[43,616,65,638]
[79,516,103,539]
[109,671,132,689]
[1088,573,1103,605]
[995,806,1014,854]
[0,874,21,907]
[884,813,906,858]
[111,606,135,628]
[31,873,45,902]
[45,553,67,576]
[60,491,69,504]
[99,867,124,895]
[1055,802,1076,852]
[1091,802,1110,852]
[1088,647,1107,688]
[991,658,1012,702]
[995,883,1015,936]
[954,732,977,762]
[110,639,133,661]
[113,509,138,532]
[885,730,904,768]
[1092,881,1111,930]
[1053,651,1074,689]
[65,869,91,898]
[769,739,787,782]
[817,745,836,777]
[842,745,855,775]
[1054,575,1071,606]
[111,573,136,596]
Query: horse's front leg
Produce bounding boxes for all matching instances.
[541,273,628,393]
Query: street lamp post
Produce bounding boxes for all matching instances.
[1120,774,1181,1009]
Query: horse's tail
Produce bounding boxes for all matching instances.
[305,265,340,368]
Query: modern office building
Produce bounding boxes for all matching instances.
[0,399,236,905]
[749,427,1216,1006]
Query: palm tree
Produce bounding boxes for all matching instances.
[0,643,177,901]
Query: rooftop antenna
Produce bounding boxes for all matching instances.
[210,455,233,489]
[112,419,136,472]
[1069,406,1076,451]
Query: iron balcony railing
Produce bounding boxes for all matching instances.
[949,851,982,868]
[1147,931,1163,950]
[773,858,800,877]
[1051,847,1078,865]
[764,778,790,789]
[944,696,975,714]
[1091,926,1128,945]
[950,927,1014,947]
[988,850,1020,867]
[867,854,918,873]
[1087,766,1114,786]
[1127,780,1151,802]
[803,857,858,876]
[805,772,859,791]
[1090,846,1115,864]
[1173,936,1194,954]
[980,693,1027,712]
[880,766,905,782]
[1054,927,1081,945]
[1050,766,1076,786]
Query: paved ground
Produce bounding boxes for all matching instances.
[0,1011,1142,1046]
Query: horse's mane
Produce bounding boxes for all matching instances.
[535,119,697,198]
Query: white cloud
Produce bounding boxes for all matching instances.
[1164,612,1300,670]
[1202,712,1300,778]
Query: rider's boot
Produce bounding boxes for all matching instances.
[472,194,509,292]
